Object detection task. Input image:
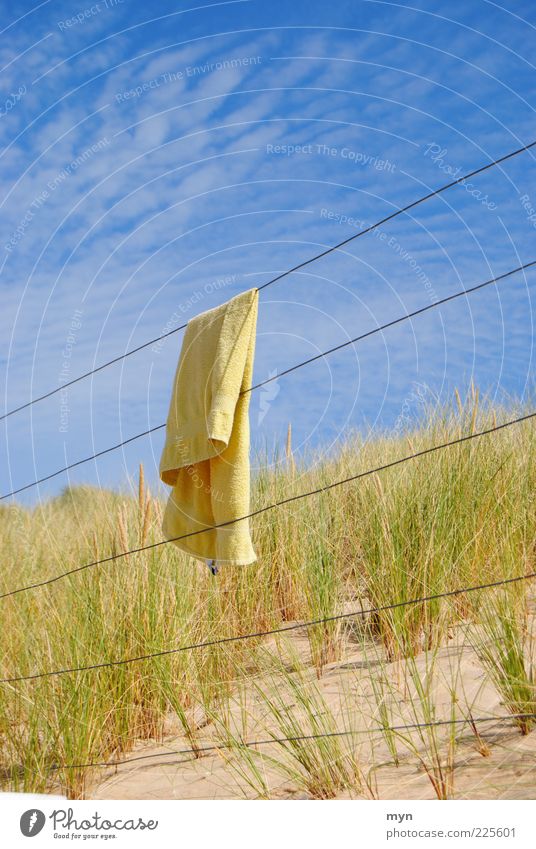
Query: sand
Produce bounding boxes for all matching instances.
[86,623,536,801]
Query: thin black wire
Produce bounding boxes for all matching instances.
[1,424,167,500]
[47,713,536,772]
[256,138,536,293]
[3,259,534,501]
[1,559,535,684]
[2,137,535,424]
[248,259,536,393]
[0,322,188,422]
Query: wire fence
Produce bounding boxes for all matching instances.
[1,137,535,424]
[1,137,535,795]
[2,259,534,501]
[47,713,536,773]
[1,409,534,609]
[2,565,535,684]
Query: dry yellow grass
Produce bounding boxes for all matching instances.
[0,392,534,798]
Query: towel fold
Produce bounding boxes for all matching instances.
[159,288,258,565]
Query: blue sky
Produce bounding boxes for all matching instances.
[0,0,535,505]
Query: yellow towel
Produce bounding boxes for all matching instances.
[159,288,258,565]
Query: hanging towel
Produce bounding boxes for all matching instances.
[159,288,258,565]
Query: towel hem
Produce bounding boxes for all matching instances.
[167,537,257,566]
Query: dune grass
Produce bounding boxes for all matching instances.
[361,638,460,799]
[209,645,368,799]
[469,587,536,734]
[0,392,535,798]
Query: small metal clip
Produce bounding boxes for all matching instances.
[206,559,219,576]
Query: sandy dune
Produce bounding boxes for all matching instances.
[87,626,536,801]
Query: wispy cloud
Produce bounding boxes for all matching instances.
[1,0,534,503]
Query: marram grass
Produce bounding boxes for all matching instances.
[0,393,534,797]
